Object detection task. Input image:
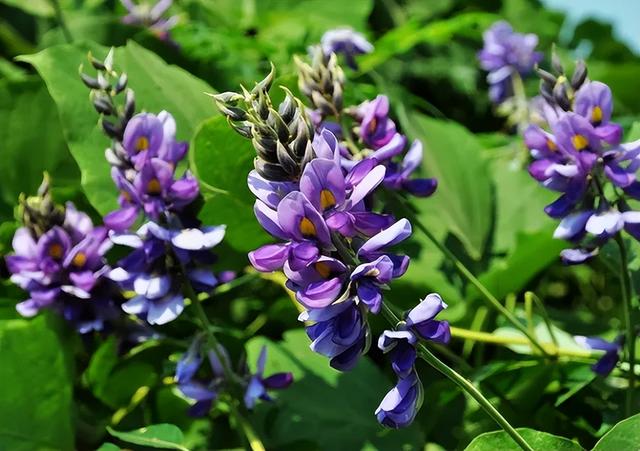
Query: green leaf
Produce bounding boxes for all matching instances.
[359,13,498,72]
[19,41,216,215]
[478,230,565,301]
[0,315,74,450]
[96,362,158,409]
[107,424,188,451]
[245,330,424,450]
[0,77,77,219]
[465,428,583,451]
[192,116,269,252]
[96,444,120,451]
[397,112,492,259]
[84,336,118,394]
[0,0,53,16]
[592,413,640,450]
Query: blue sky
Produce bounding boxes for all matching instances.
[541,0,640,53]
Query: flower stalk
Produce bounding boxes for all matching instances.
[615,234,636,415]
[381,304,534,451]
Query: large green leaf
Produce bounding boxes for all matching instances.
[465,428,583,451]
[246,330,424,450]
[592,413,640,451]
[0,315,74,450]
[397,112,493,260]
[19,41,216,215]
[191,116,269,253]
[107,424,188,451]
[0,77,77,219]
[0,0,53,16]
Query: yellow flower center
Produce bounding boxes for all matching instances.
[365,268,380,277]
[121,190,132,202]
[147,178,162,194]
[320,189,337,210]
[368,117,378,134]
[135,136,150,152]
[72,252,87,267]
[48,243,63,259]
[315,262,331,278]
[571,134,589,151]
[299,217,316,238]
[591,106,603,124]
[547,139,557,152]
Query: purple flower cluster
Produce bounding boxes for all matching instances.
[376,294,450,427]
[109,222,225,324]
[120,0,177,42]
[477,21,542,104]
[525,80,640,263]
[248,130,412,369]
[175,338,292,416]
[104,111,199,231]
[105,111,227,324]
[6,203,120,333]
[313,95,438,198]
[320,28,373,69]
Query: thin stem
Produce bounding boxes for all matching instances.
[449,327,594,359]
[387,190,550,356]
[526,291,559,348]
[615,234,636,416]
[50,0,73,43]
[227,399,266,451]
[381,304,533,451]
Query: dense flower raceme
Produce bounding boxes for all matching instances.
[524,76,640,264]
[175,338,293,416]
[477,21,542,104]
[376,294,450,428]
[6,196,121,333]
[120,0,177,41]
[213,45,445,426]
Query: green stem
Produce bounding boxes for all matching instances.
[381,304,533,451]
[227,399,266,451]
[387,190,550,357]
[51,0,73,43]
[615,235,636,416]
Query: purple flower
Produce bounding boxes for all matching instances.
[477,21,542,104]
[357,96,397,149]
[110,221,225,325]
[121,0,178,41]
[121,111,187,168]
[320,28,373,69]
[574,81,622,145]
[382,140,438,197]
[105,160,199,231]
[375,370,423,428]
[6,203,118,332]
[299,156,391,237]
[575,335,623,376]
[350,255,394,314]
[285,256,347,309]
[357,218,412,278]
[301,299,370,371]
[244,346,293,409]
[176,340,228,417]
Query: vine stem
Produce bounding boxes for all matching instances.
[50,0,73,43]
[386,190,550,356]
[615,234,636,416]
[184,279,266,451]
[381,303,533,451]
